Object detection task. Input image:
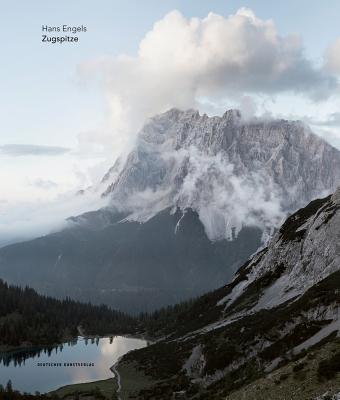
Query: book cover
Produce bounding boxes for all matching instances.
[0,1,340,399]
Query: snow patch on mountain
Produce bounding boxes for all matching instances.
[222,187,340,316]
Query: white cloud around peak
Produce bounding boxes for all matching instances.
[325,38,340,74]
[78,8,338,153]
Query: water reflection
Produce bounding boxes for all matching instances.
[0,336,147,394]
[0,340,78,367]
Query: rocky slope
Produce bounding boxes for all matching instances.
[115,188,340,399]
[0,109,340,312]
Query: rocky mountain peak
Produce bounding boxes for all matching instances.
[222,108,242,121]
[102,108,340,241]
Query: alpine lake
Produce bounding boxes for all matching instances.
[0,336,147,394]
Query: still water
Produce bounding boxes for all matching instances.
[0,336,147,394]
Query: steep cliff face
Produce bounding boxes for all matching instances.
[219,189,340,317]
[102,108,340,240]
[117,189,340,399]
[0,109,339,313]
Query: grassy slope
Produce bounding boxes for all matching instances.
[116,360,160,400]
[51,378,117,399]
[227,339,340,400]
[51,362,159,400]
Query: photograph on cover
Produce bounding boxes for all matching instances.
[0,1,340,399]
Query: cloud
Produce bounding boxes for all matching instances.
[0,190,109,248]
[2,9,338,247]
[325,38,340,74]
[172,147,284,241]
[111,146,285,241]
[78,8,338,153]
[305,112,340,149]
[310,112,340,128]
[0,144,70,156]
[29,178,58,190]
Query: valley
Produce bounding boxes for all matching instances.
[1,109,340,314]
[3,2,340,398]
[1,110,340,399]
[103,188,340,399]
[1,186,340,399]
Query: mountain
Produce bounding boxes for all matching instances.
[114,187,340,400]
[102,108,340,240]
[0,208,261,313]
[1,109,340,312]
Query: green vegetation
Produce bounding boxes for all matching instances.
[52,378,117,400]
[139,287,226,339]
[204,339,241,375]
[0,279,136,348]
[0,379,117,400]
[116,270,340,399]
[139,248,268,341]
[317,350,340,380]
[0,381,55,400]
[115,361,159,399]
[226,340,340,400]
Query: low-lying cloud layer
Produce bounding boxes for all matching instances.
[0,190,108,248]
[111,145,285,242]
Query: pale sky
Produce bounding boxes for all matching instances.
[0,1,340,219]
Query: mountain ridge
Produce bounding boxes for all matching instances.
[102,108,340,240]
[114,187,340,399]
[0,108,340,312]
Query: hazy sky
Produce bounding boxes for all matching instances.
[0,0,340,208]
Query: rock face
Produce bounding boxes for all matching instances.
[0,108,340,313]
[103,108,340,240]
[117,188,340,399]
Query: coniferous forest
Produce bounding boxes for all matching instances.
[0,279,137,348]
[0,381,55,400]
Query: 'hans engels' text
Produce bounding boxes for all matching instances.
[41,25,87,44]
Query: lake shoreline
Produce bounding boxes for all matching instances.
[0,335,148,395]
[0,332,150,355]
[48,334,154,399]
[0,335,77,354]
